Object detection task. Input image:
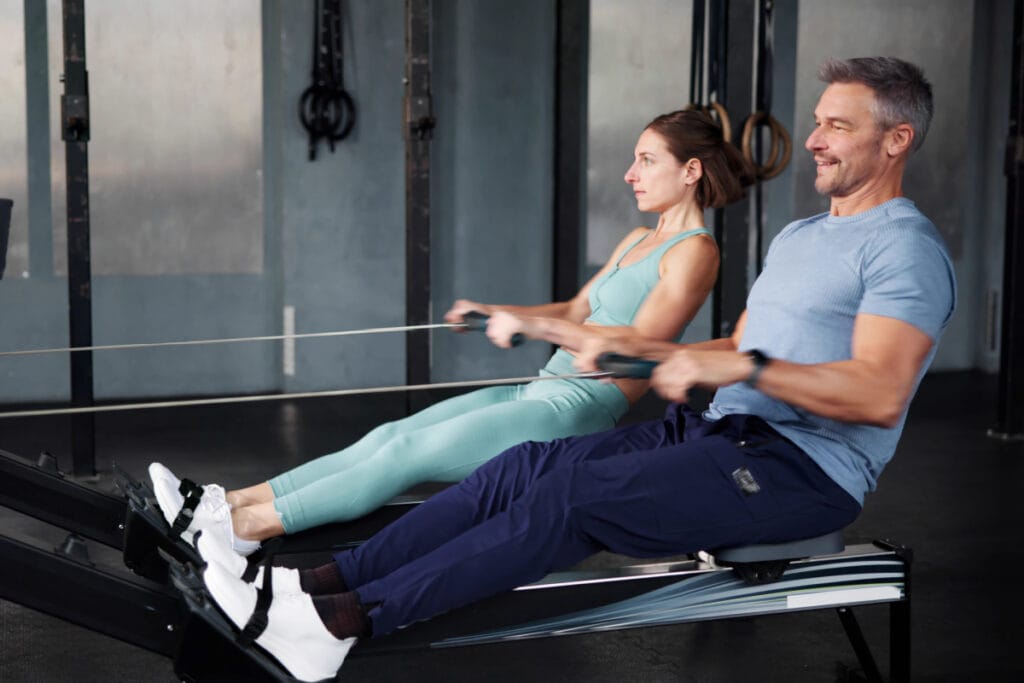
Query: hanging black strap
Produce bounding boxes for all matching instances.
[299,0,356,161]
[687,1,732,142]
[755,0,774,116]
[706,0,728,107]
[689,0,706,106]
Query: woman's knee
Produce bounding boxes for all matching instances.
[364,419,403,444]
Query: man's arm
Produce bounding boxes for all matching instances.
[572,311,748,371]
[651,313,934,428]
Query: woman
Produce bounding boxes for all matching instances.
[150,110,752,557]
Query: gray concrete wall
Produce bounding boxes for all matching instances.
[430,0,556,381]
[789,0,1005,371]
[0,1,277,403]
[274,0,407,393]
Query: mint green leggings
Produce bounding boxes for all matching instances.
[268,360,628,532]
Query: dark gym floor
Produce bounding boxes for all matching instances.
[1,370,1022,682]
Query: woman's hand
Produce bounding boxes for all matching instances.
[444,299,490,327]
[486,311,528,349]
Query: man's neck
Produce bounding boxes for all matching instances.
[829,165,906,217]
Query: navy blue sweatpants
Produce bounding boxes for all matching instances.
[333,404,861,637]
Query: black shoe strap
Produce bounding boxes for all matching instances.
[241,536,283,583]
[171,479,204,537]
[237,556,274,647]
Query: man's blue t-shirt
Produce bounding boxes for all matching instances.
[704,198,957,505]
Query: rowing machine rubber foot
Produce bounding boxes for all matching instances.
[56,533,94,567]
[835,661,869,682]
[731,559,790,585]
[36,450,62,476]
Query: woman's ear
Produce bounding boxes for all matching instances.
[683,158,704,185]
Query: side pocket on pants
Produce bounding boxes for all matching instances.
[702,435,780,521]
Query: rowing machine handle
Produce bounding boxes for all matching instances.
[461,311,524,347]
[596,352,659,379]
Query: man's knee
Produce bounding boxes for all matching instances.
[463,439,540,487]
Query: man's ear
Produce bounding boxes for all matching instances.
[887,124,914,157]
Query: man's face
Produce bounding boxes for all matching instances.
[805,82,888,198]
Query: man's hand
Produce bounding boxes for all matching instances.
[574,335,637,372]
[650,349,753,403]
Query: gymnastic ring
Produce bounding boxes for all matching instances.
[745,114,782,172]
[328,88,357,142]
[762,116,792,180]
[707,102,733,144]
[299,85,356,144]
[741,111,792,180]
[684,102,733,144]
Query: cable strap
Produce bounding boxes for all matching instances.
[0,322,463,358]
[0,371,612,420]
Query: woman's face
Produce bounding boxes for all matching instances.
[623,128,691,213]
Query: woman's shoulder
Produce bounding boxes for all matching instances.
[663,228,718,256]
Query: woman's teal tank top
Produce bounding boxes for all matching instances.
[585,226,712,332]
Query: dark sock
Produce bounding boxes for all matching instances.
[299,562,348,595]
[312,592,371,639]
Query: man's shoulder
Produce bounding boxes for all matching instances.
[774,211,831,241]
[868,201,950,258]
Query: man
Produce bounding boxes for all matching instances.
[197,56,957,682]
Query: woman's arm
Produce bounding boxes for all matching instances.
[444,228,651,327]
[487,233,720,351]
[572,310,747,370]
[444,298,581,325]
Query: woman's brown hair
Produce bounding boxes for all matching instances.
[644,109,754,209]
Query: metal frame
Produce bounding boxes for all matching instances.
[995,0,1024,439]
[716,0,755,339]
[167,541,911,681]
[0,534,183,656]
[404,0,434,415]
[552,0,589,304]
[0,448,124,549]
[60,0,97,476]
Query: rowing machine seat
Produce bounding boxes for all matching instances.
[712,530,845,584]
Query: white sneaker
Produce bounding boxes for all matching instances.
[148,462,260,556]
[196,529,301,594]
[203,562,356,682]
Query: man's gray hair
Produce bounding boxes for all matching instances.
[819,56,934,153]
